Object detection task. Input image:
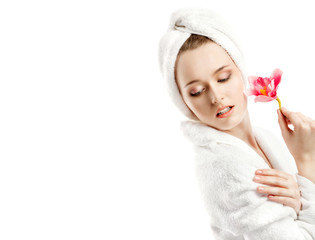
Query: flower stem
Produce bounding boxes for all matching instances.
[276,96,281,110]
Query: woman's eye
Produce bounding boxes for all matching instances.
[190,88,205,97]
[189,74,231,97]
[218,74,231,82]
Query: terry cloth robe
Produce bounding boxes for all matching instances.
[180,120,315,240]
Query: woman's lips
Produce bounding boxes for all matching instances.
[216,106,235,118]
[216,105,234,115]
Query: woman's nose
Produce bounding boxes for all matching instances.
[212,96,224,104]
[209,88,223,104]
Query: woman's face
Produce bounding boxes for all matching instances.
[175,41,248,131]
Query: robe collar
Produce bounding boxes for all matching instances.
[180,120,298,178]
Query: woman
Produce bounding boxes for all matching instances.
[158,8,315,239]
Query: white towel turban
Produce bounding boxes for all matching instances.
[158,8,248,120]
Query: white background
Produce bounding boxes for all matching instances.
[1,0,315,239]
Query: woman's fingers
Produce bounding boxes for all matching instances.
[253,169,302,214]
[256,185,295,198]
[277,107,315,169]
[253,174,290,188]
[281,107,305,130]
[277,108,293,135]
[255,169,291,180]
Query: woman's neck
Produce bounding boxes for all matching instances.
[221,110,259,150]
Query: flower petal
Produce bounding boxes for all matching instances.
[268,88,277,97]
[263,77,271,87]
[270,68,283,87]
[248,76,260,86]
[254,95,276,103]
[245,88,260,96]
[266,80,277,97]
[268,80,275,91]
[256,77,266,88]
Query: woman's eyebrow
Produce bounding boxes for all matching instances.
[184,65,230,88]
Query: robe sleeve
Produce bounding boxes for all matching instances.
[194,144,315,240]
[296,174,315,227]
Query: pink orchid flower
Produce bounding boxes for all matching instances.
[245,68,283,110]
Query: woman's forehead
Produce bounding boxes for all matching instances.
[176,44,233,84]
[178,42,232,70]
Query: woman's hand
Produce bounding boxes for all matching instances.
[253,168,302,215]
[277,107,315,164]
[277,107,315,183]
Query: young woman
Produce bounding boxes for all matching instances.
[158,8,315,239]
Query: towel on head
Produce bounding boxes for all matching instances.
[158,8,248,120]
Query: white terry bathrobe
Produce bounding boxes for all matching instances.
[181,120,315,240]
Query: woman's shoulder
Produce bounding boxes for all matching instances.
[194,139,266,187]
[180,120,224,147]
[181,121,272,168]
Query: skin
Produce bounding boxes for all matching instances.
[277,107,315,184]
[175,41,258,149]
[175,40,302,214]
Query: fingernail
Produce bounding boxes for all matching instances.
[256,170,263,174]
[254,175,261,180]
[268,195,274,198]
[258,187,264,191]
